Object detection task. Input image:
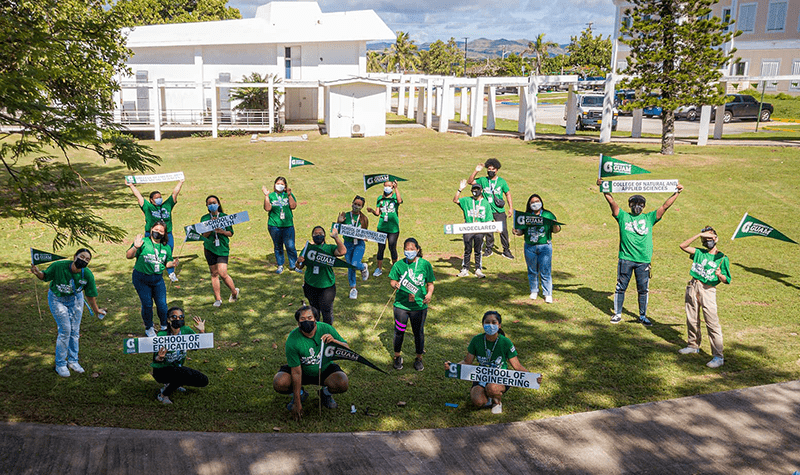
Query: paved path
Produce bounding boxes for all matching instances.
[2,380,799,474]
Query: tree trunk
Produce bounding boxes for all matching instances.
[661,109,675,155]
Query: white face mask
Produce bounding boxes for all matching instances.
[384,186,393,194]
[531,202,542,211]
[275,184,285,192]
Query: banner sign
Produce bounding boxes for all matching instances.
[445,363,541,389]
[444,221,503,235]
[731,212,797,243]
[125,172,185,184]
[289,156,314,169]
[398,275,420,295]
[30,248,67,266]
[512,211,564,230]
[321,341,387,374]
[363,173,407,191]
[599,180,679,194]
[299,242,357,269]
[193,211,250,234]
[183,224,203,243]
[598,154,651,178]
[123,333,214,354]
[332,223,387,244]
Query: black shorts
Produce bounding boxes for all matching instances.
[472,381,510,393]
[279,363,344,386]
[204,248,229,266]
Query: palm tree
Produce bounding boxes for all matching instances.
[387,31,419,73]
[523,33,559,75]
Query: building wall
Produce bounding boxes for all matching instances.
[325,84,386,138]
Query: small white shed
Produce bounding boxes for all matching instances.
[323,79,387,138]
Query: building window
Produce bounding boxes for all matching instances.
[760,60,780,90]
[738,3,757,32]
[285,47,291,59]
[721,8,732,31]
[766,1,787,31]
[285,59,292,79]
[732,61,747,76]
[790,61,800,90]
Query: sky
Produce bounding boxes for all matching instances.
[226,0,618,45]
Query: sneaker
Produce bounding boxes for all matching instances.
[373,267,383,277]
[491,402,503,414]
[276,265,284,274]
[529,292,538,300]
[55,366,70,378]
[483,248,494,257]
[67,362,85,374]
[349,288,358,299]
[162,384,186,393]
[393,356,403,370]
[157,391,172,405]
[293,267,303,274]
[639,315,653,327]
[319,387,337,409]
[145,327,157,337]
[413,358,424,371]
[610,314,622,324]
[286,388,309,411]
[545,295,553,304]
[168,272,179,283]
[475,268,485,278]
[483,398,493,408]
[678,346,699,355]
[706,356,724,369]
[361,264,369,281]
[457,268,469,277]
[212,300,222,307]
[160,325,168,331]
[502,250,514,260]
[229,288,240,303]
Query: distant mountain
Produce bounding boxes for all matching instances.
[367,37,567,59]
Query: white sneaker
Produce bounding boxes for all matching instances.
[168,273,179,283]
[145,327,157,337]
[475,268,485,278]
[212,300,222,308]
[67,362,85,374]
[706,356,724,368]
[491,402,503,414]
[678,347,699,355]
[349,288,358,299]
[55,366,70,378]
[610,314,622,324]
[457,268,469,277]
[545,295,553,304]
[373,267,383,277]
[276,265,284,274]
[530,292,538,300]
[361,264,369,281]
[229,288,240,302]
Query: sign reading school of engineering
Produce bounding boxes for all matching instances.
[445,363,541,389]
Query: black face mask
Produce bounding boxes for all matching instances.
[169,318,185,329]
[299,320,316,333]
[472,189,482,198]
[703,239,716,249]
[74,258,89,269]
[312,234,325,245]
[487,170,496,178]
[151,231,164,241]
[630,204,644,215]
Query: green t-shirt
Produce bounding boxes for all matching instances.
[141,195,176,233]
[475,176,510,214]
[267,192,295,228]
[341,211,365,244]
[523,209,558,245]
[458,196,491,223]
[285,322,346,377]
[375,194,400,234]
[201,212,234,256]
[616,209,660,263]
[689,248,732,286]
[467,333,518,369]
[42,260,98,298]
[388,258,436,311]
[151,326,197,369]
[132,237,173,275]
[303,243,338,288]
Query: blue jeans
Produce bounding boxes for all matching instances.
[524,242,553,296]
[132,269,168,330]
[145,231,175,275]
[614,259,650,317]
[344,240,367,287]
[268,225,297,268]
[48,291,83,368]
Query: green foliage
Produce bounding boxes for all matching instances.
[524,33,560,75]
[495,54,531,77]
[367,51,388,73]
[387,31,420,73]
[419,38,464,76]
[0,0,161,249]
[230,72,284,133]
[567,27,612,76]
[542,54,571,75]
[112,0,241,26]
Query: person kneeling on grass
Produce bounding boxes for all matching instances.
[273,305,350,421]
[444,311,541,415]
[152,307,209,404]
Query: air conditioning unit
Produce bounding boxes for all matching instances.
[351,123,365,137]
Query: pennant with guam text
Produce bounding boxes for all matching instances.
[320,340,387,374]
[289,156,314,169]
[363,173,408,191]
[731,212,797,244]
[598,154,651,178]
[30,248,67,266]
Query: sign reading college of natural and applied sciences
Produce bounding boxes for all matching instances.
[192,211,250,234]
[598,180,679,194]
[123,333,214,354]
[363,173,407,191]
[331,223,387,244]
[731,212,797,244]
[289,156,314,169]
[445,363,541,390]
[443,221,503,235]
[30,248,67,266]
[512,211,564,231]
[598,154,651,178]
[124,172,185,184]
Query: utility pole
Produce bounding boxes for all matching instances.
[586,21,593,31]
[463,37,468,77]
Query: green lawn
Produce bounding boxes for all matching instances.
[1,129,799,433]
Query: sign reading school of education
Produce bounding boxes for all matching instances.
[30,248,67,266]
[332,223,387,244]
[598,154,651,178]
[445,363,541,389]
[193,211,250,234]
[363,173,407,191]
[444,221,503,235]
[731,212,797,244]
[599,179,679,194]
[125,172,185,184]
[123,333,215,354]
[513,211,564,230]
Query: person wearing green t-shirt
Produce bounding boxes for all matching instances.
[599,179,684,326]
[512,194,561,303]
[152,307,209,405]
[678,226,731,369]
[366,180,402,277]
[388,237,435,371]
[273,306,350,421]
[126,179,184,282]
[200,195,240,308]
[296,226,347,324]
[31,249,106,377]
[126,221,177,336]
[445,311,540,415]
[262,176,298,274]
[454,181,492,278]
[337,195,370,300]
[468,158,514,259]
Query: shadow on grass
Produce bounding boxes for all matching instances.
[733,263,800,290]
[528,138,663,158]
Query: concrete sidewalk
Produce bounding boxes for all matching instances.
[2,380,799,474]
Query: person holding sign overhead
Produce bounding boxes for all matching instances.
[126,179,184,282]
[468,159,514,259]
[366,181,402,277]
[454,181,491,278]
[127,221,178,337]
[31,249,106,377]
[296,226,347,324]
[200,195,240,307]
[262,177,298,274]
[444,311,540,414]
[512,194,561,303]
[336,195,370,300]
[388,237,435,371]
[152,307,209,404]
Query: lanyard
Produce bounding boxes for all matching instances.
[349,212,361,228]
[70,267,85,294]
[405,259,421,281]
[469,197,484,219]
[484,335,499,365]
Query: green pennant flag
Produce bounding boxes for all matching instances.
[512,211,564,230]
[30,248,67,266]
[299,242,357,269]
[289,155,314,169]
[731,212,797,244]
[183,224,203,243]
[598,154,651,178]
[321,340,387,374]
[363,173,408,191]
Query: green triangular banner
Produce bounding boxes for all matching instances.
[321,340,387,374]
[299,242,357,269]
[30,248,67,266]
[363,173,408,191]
[731,212,797,244]
[598,154,651,178]
[289,156,314,169]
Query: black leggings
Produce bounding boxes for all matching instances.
[303,282,336,325]
[462,233,484,269]
[376,232,400,262]
[153,366,209,396]
[393,307,427,355]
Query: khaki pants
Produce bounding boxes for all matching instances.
[685,279,724,358]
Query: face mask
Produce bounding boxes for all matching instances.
[404,250,417,261]
[74,258,89,269]
[383,186,393,195]
[531,202,543,211]
[703,239,716,249]
[151,231,163,241]
[275,184,285,192]
[312,234,325,245]
[483,323,499,336]
[299,320,316,333]
[487,170,496,178]
[207,203,219,212]
[153,197,163,206]
[631,204,644,215]
[169,318,185,329]
[472,189,482,198]
[352,204,362,213]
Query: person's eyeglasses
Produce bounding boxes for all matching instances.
[168,314,184,320]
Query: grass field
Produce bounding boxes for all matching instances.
[1,128,799,433]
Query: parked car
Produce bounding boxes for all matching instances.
[642,93,662,118]
[615,89,636,116]
[578,76,605,91]
[675,105,699,121]
[564,93,618,131]
[721,94,773,123]
[496,86,518,95]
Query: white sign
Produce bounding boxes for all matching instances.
[193,211,250,234]
[444,221,503,235]
[446,363,541,389]
[333,223,387,244]
[124,333,214,354]
[599,180,679,194]
[125,172,185,184]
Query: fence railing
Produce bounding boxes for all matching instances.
[113,109,276,126]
